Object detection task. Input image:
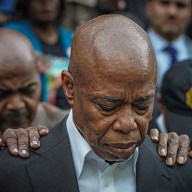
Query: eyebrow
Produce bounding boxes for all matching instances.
[0,82,38,92]
[92,96,123,103]
[93,94,154,104]
[19,82,38,90]
[134,95,154,103]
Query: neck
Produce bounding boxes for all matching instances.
[32,21,59,44]
[105,160,116,165]
[152,28,180,43]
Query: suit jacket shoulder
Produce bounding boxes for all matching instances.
[31,103,69,130]
[1,119,192,192]
[0,117,79,192]
[137,135,192,192]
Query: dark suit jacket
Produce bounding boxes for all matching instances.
[147,118,160,134]
[0,117,192,192]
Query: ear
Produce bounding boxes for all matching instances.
[61,70,74,107]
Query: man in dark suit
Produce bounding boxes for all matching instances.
[0,14,192,192]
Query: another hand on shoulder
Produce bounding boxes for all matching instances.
[150,128,191,166]
[1,126,191,165]
[0,126,49,158]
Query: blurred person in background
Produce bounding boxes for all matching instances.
[0,0,16,26]
[0,29,68,157]
[146,0,192,120]
[64,0,98,30]
[4,0,73,110]
[64,0,150,30]
[149,59,192,147]
[146,0,192,88]
[97,0,149,29]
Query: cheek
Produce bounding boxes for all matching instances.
[80,113,112,147]
[0,100,7,115]
[180,14,191,26]
[25,98,39,117]
[135,112,152,140]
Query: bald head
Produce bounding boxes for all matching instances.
[69,14,157,85]
[0,29,41,132]
[0,29,37,72]
[62,15,158,161]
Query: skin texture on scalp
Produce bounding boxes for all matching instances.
[69,14,156,85]
[0,29,41,133]
[63,14,157,162]
[0,29,37,74]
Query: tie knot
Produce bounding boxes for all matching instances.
[163,45,178,66]
[163,46,177,55]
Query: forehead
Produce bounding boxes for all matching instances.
[80,56,156,98]
[85,73,156,105]
[89,42,155,81]
[0,57,37,83]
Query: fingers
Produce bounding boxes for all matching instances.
[158,132,168,157]
[16,129,29,158]
[150,128,159,142]
[0,132,3,149]
[27,127,40,149]
[1,126,48,158]
[0,138,2,148]
[2,128,19,156]
[176,135,190,165]
[166,132,179,166]
[27,126,49,149]
[37,125,49,136]
[189,150,192,158]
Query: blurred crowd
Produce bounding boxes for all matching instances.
[0,0,192,139]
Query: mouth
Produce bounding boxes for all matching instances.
[3,112,30,126]
[164,18,177,25]
[107,142,137,157]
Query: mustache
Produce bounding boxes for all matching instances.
[167,15,176,20]
[2,110,28,120]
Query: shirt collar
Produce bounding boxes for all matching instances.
[66,110,92,179]
[148,28,187,53]
[66,110,139,178]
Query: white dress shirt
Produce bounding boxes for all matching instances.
[148,29,192,88]
[66,110,138,192]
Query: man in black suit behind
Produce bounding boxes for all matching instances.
[0,14,192,192]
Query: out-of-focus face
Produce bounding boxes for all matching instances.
[28,0,60,23]
[63,47,156,162]
[146,0,192,41]
[0,58,41,133]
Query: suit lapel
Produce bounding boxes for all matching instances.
[26,117,80,192]
[136,136,177,192]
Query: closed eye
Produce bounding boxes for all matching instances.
[0,89,12,99]
[99,105,118,112]
[132,104,150,111]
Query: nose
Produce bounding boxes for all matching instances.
[112,106,137,134]
[42,0,55,8]
[6,95,25,111]
[167,4,178,16]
